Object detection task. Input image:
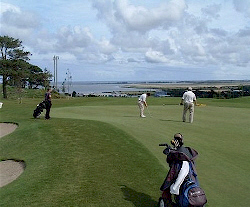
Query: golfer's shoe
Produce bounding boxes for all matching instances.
[140,115,146,118]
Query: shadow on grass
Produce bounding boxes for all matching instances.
[159,119,182,123]
[120,185,158,207]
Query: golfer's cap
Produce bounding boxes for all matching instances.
[188,87,192,91]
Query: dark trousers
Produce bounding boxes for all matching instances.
[45,101,51,119]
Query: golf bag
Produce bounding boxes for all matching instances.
[158,142,207,207]
[33,101,46,118]
[158,161,207,207]
[176,162,207,207]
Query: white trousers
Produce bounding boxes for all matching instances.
[183,102,194,123]
[138,101,145,116]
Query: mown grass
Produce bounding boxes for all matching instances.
[0,97,164,207]
[0,95,250,206]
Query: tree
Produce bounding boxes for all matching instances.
[0,36,31,98]
[27,65,52,89]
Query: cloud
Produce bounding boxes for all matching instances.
[1,0,249,81]
[201,3,221,19]
[127,58,140,63]
[1,2,20,13]
[92,0,249,70]
[113,0,186,33]
[145,49,169,63]
[233,0,250,17]
[1,3,40,39]
[56,26,93,49]
[52,26,117,63]
[92,0,186,34]
[2,10,40,29]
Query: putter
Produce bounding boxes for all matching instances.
[146,107,152,117]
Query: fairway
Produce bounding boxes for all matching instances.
[0,97,250,206]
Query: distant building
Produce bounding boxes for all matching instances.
[154,90,170,97]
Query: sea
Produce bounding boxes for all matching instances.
[56,79,249,95]
[58,81,153,95]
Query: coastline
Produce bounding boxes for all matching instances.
[124,80,250,90]
[60,80,250,97]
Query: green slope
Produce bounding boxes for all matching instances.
[0,97,250,206]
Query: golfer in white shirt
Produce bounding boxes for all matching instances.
[138,93,150,118]
[180,87,197,123]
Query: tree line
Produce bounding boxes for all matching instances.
[0,36,52,99]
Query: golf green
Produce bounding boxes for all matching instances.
[52,100,250,206]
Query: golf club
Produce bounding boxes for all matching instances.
[146,106,152,118]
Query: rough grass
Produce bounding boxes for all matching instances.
[0,96,250,206]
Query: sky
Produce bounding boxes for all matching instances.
[1,0,250,82]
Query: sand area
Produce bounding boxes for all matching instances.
[0,123,25,188]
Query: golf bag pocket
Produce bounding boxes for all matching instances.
[178,181,207,207]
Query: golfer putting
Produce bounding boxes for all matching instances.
[138,93,150,118]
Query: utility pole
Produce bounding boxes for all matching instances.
[66,68,72,94]
[53,55,59,90]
